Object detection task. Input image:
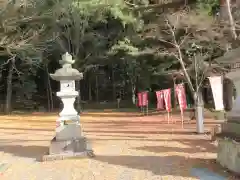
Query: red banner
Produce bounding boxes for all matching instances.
[142,92,148,106]
[137,92,148,107]
[137,92,142,107]
[175,84,187,111]
[156,90,164,110]
[163,88,171,112]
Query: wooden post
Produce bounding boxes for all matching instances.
[96,75,99,102]
[146,104,149,116]
[173,76,177,109]
[181,109,184,128]
[167,111,170,124]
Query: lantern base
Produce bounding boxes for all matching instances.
[40,136,94,162]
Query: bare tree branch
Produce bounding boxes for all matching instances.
[226,0,237,39]
[165,18,195,94]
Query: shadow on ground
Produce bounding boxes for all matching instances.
[0,145,48,159]
[0,127,53,131]
[83,120,222,125]
[134,140,216,154]
[94,154,221,178]
[85,129,207,135]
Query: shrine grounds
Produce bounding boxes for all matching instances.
[0,111,238,180]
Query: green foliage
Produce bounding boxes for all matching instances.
[0,1,52,53]
[110,38,139,55]
[0,0,232,110]
[71,0,136,24]
[196,0,220,16]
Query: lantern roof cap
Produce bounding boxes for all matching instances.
[50,52,83,81]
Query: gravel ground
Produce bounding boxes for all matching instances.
[0,112,237,180]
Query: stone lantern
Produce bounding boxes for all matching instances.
[42,52,94,161]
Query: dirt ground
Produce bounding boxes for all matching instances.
[0,111,238,180]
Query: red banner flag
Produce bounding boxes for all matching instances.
[142,92,148,106]
[137,92,148,107]
[163,88,171,112]
[175,84,187,111]
[137,92,143,107]
[156,90,164,110]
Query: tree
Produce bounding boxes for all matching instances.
[46,0,143,106]
[0,0,232,115]
[0,0,56,113]
[135,2,226,132]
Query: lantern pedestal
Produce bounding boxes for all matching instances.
[42,136,94,161]
[41,52,94,161]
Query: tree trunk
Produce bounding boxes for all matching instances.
[225,0,237,39]
[88,80,92,101]
[45,64,53,111]
[131,82,136,105]
[76,80,81,112]
[173,77,177,109]
[194,90,204,134]
[46,76,50,111]
[96,75,99,102]
[112,66,116,101]
[5,59,14,114]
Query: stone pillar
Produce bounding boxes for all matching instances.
[217,69,240,174]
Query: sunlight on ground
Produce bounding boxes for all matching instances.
[0,112,237,180]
